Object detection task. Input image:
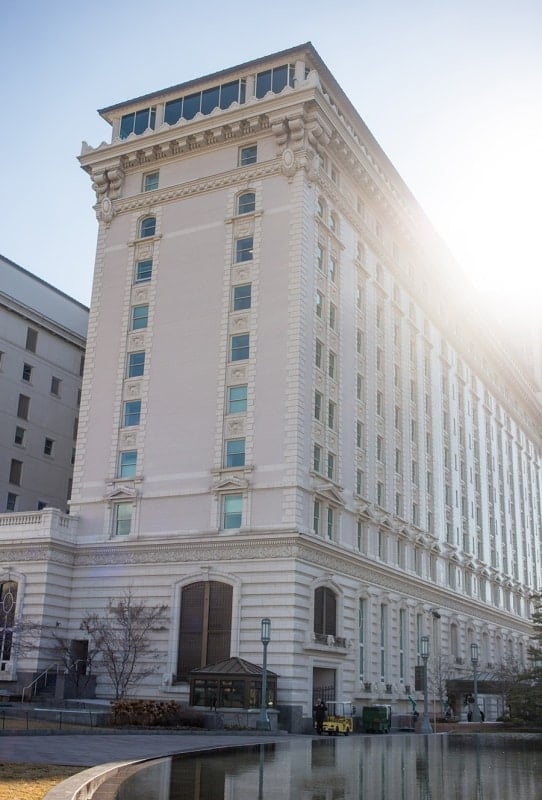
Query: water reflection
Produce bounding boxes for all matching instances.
[112,735,542,800]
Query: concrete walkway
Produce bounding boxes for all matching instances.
[0,729,292,767]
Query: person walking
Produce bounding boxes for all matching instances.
[314,699,327,735]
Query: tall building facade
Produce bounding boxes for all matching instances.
[0,255,88,512]
[1,45,541,725]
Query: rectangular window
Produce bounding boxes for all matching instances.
[73,417,79,440]
[356,469,362,495]
[357,374,363,400]
[43,438,54,456]
[127,351,145,377]
[239,145,257,166]
[6,492,17,512]
[228,385,247,413]
[329,257,337,283]
[131,305,149,330]
[328,351,336,379]
[231,334,249,361]
[327,452,335,480]
[376,391,383,416]
[143,171,159,192]
[317,244,325,272]
[9,459,22,485]
[22,363,32,382]
[314,390,322,421]
[14,426,25,446]
[235,237,253,262]
[232,284,251,310]
[313,500,321,535]
[313,444,322,473]
[315,339,323,369]
[377,481,384,506]
[135,259,153,282]
[377,436,384,462]
[17,394,30,420]
[327,507,334,540]
[25,328,38,352]
[50,376,61,396]
[223,494,243,528]
[316,290,323,318]
[118,450,137,478]
[328,401,336,430]
[225,438,246,468]
[113,503,133,535]
[123,400,141,427]
[356,421,362,448]
[120,106,156,139]
[329,303,337,330]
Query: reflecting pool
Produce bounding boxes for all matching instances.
[110,734,542,799]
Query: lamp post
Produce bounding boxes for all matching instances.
[470,642,481,722]
[257,618,271,730]
[420,635,433,733]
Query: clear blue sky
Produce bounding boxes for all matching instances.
[2,0,541,306]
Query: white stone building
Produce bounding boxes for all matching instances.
[1,44,541,727]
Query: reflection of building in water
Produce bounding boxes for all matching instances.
[110,738,542,800]
[1,43,540,729]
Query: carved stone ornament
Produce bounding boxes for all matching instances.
[281,148,297,178]
[307,154,320,183]
[100,196,114,224]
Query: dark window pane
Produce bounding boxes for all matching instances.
[220,80,240,109]
[134,108,151,134]
[128,352,145,377]
[135,260,153,282]
[165,99,182,125]
[120,113,134,139]
[256,69,272,98]
[272,64,288,93]
[233,285,251,310]
[201,87,220,115]
[140,217,156,238]
[238,192,255,214]
[183,93,201,120]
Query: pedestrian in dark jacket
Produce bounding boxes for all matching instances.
[314,699,327,734]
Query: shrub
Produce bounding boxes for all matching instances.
[111,699,182,727]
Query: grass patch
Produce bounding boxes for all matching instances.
[0,762,82,800]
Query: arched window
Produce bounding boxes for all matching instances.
[237,192,255,215]
[139,216,156,238]
[0,580,17,668]
[450,622,458,657]
[329,212,338,233]
[176,581,233,680]
[314,586,336,640]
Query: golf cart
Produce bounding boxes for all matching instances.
[322,701,356,736]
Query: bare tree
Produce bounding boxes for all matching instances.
[428,654,456,717]
[80,591,169,699]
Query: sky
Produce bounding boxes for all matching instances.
[1,0,541,309]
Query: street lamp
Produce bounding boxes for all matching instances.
[470,642,481,722]
[420,635,433,733]
[257,618,271,730]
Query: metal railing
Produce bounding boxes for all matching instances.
[21,664,58,703]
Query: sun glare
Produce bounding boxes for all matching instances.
[431,112,542,306]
